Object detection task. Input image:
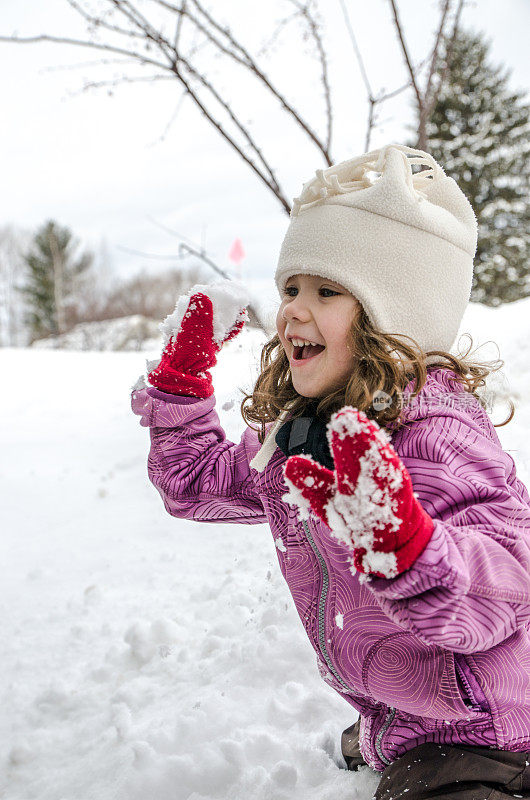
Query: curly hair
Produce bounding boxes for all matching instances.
[240,305,514,444]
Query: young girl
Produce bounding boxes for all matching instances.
[131,144,530,798]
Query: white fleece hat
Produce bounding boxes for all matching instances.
[275,143,478,359]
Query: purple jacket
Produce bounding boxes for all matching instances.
[131,367,530,771]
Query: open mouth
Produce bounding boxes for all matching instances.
[292,343,326,362]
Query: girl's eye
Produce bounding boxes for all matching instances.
[283,286,340,297]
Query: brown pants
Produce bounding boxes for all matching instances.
[342,719,530,798]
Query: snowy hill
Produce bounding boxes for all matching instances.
[1,299,530,800]
[30,313,272,353]
[30,315,163,352]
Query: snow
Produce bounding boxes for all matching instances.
[325,409,403,579]
[281,475,313,521]
[159,280,250,349]
[2,296,530,799]
[31,315,162,352]
[0,326,379,800]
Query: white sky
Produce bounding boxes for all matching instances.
[1,0,529,307]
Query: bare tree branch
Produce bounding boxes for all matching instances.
[153,0,333,164]
[145,216,200,247]
[387,0,466,149]
[65,0,146,41]
[0,33,170,68]
[0,25,292,211]
[426,0,465,117]
[65,73,174,98]
[110,0,175,63]
[173,0,187,51]
[282,0,333,155]
[167,53,290,207]
[340,0,432,150]
[0,0,468,223]
[41,55,150,72]
[118,230,269,331]
[107,1,288,196]
[423,0,451,108]
[388,0,424,112]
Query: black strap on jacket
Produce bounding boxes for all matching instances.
[275,402,334,470]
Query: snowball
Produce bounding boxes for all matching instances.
[159,279,250,348]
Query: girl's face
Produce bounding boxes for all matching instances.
[276,273,361,398]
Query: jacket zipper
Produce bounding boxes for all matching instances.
[302,519,394,766]
[302,519,353,693]
[454,656,484,712]
[374,708,395,765]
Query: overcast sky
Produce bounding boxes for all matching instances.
[1,0,529,309]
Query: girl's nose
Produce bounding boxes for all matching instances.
[282,295,311,321]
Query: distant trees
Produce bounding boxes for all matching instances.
[0,225,32,346]
[90,263,207,322]
[18,219,94,342]
[1,220,234,345]
[424,28,530,306]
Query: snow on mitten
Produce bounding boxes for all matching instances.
[280,452,370,572]
[282,406,434,580]
[145,280,249,398]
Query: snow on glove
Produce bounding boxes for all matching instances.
[282,406,434,580]
[144,280,249,398]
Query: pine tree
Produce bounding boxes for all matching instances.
[420,28,530,306]
[19,219,94,341]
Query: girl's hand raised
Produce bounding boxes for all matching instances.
[146,280,249,398]
[282,407,434,579]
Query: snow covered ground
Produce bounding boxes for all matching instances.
[2,298,530,800]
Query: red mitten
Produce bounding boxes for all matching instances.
[282,407,434,579]
[146,280,249,398]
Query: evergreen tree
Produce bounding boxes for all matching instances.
[19,220,93,341]
[418,28,530,306]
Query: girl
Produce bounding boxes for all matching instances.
[131,144,530,798]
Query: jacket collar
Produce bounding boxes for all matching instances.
[249,409,291,473]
